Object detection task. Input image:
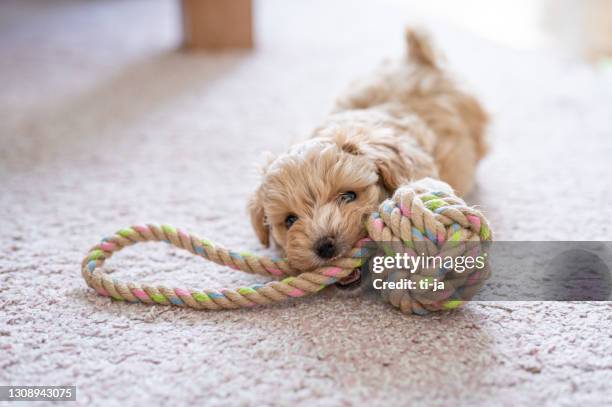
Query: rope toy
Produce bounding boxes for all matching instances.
[81,181,492,315]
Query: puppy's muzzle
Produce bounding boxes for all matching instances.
[314,236,337,259]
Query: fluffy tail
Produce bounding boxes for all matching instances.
[405,28,439,68]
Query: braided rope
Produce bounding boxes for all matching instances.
[365,183,492,314]
[81,181,491,314]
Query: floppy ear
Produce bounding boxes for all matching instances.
[331,127,436,193]
[248,187,269,247]
[248,153,278,247]
[369,143,411,192]
[359,136,437,193]
[337,138,361,155]
[332,131,411,192]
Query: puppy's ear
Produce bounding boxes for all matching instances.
[361,137,437,193]
[333,131,414,191]
[248,187,269,247]
[368,142,410,191]
[248,154,277,246]
[330,127,436,192]
[339,139,361,155]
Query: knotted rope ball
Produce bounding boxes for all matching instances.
[81,180,492,315]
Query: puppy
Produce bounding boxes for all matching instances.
[248,29,488,278]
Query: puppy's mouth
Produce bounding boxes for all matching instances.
[336,268,362,290]
[316,244,363,289]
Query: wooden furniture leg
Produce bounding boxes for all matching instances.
[180,0,253,49]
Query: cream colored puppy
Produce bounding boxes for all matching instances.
[249,29,488,278]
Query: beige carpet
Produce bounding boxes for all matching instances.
[1,0,611,405]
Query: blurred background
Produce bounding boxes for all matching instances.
[395,0,612,64]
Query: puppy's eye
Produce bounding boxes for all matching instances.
[285,214,298,229]
[339,191,357,203]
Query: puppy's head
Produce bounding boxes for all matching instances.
[249,126,425,272]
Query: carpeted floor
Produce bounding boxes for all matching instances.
[1,0,611,405]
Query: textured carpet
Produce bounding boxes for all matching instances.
[1,0,611,406]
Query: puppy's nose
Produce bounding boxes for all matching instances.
[315,236,337,259]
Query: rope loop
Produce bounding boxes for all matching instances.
[81,179,492,314]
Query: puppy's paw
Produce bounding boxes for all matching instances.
[406,177,454,195]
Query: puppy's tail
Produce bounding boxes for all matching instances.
[405,28,439,68]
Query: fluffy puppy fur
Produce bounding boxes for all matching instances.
[249,29,488,273]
